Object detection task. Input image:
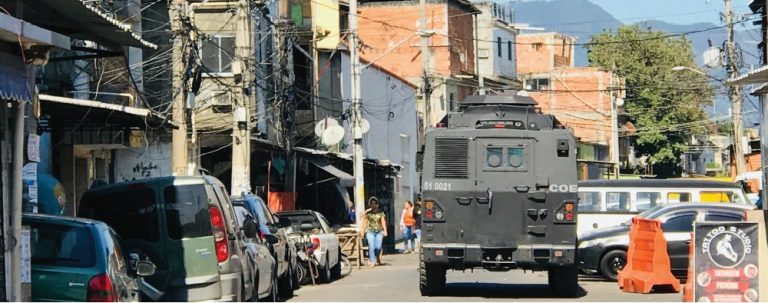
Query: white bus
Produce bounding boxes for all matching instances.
[577,179,751,237]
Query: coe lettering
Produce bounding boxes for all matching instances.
[549,184,578,192]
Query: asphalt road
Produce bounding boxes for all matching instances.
[288,252,681,302]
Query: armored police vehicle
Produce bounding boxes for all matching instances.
[419,94,579,296]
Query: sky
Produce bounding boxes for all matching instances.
[587,0,754,26]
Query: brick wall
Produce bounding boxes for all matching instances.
[516,33,575,75]
[527,67,613,145]
[357,0,475,80]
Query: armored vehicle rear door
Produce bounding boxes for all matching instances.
[472,137,536,246]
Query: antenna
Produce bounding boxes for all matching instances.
[320,125,345,146]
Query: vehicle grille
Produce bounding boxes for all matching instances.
[434,137,468,179]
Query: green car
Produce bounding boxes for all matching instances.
[25,214,156,302]
[79,176,245,301]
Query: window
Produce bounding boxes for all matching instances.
[704,212,743,222]
[525,78,549,91]
[164,185,213,240]
[201,35,235,74]
[636,192,661,211]
[486,147,503,168]
[700,191,733,203]
[606,192,630,211]
[507,148,525,168]
[578,191,602,212]
[484,146,528,171]
[507,41,512,61]
[497,37,502,57]
[316,213,333,233]
[667,192,692,203]
[30,223,95,268]
[80,189,160,242]
[661,213,696,232]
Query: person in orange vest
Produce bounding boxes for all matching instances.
[400,200,416,254]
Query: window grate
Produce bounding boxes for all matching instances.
[434,138,468,179]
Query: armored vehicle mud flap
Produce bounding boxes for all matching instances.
[422,243,575,270]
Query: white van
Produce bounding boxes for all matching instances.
[577,179,750,237]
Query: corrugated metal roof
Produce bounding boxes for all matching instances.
[727,64,768,85]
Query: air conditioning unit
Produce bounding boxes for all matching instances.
[211,90,233,114]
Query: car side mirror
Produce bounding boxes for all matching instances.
[265,234,279,244]
[278,217,292,228]
[332,225,341,232]
[135,261,156,277]
[243,219,259,238]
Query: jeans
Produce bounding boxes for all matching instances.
[366,231,384,263]
[403,226,415,251]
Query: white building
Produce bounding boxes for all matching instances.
[474,1,521,91]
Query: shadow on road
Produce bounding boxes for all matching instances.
[434,282,588,299]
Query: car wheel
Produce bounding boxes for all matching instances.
[330,250,342,279]
[278,266,294,299]
[292,263,301,289]
[318,256,331,283]
[419,252,445,296]
[600,249,627,281]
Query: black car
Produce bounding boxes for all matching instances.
[578,203,755,281]
[232,193,299,298]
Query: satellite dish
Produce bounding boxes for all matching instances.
[321,125,345,146]
[314,117,339,137]
[360,119,370,134]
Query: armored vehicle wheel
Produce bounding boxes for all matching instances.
[548,266,579,297]
[419,254,446,296]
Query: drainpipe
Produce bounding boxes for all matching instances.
[9,100,23,301]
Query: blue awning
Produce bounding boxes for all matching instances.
[0,64,32,103]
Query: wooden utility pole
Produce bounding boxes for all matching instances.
[231,0,252,195]
[725,0,747,177]
[171,0,190,176]
[349,0,365,225]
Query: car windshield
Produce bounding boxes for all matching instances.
[621,204,666,225]
[80,188,161,241]
[29,223,95,268]
[280,213,321,233]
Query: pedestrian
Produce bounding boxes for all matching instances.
[360,196,387,267]
[399,200,416,253]
[414,195,423,251]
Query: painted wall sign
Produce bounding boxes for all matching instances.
[694,222,759,302]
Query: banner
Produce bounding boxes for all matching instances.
[694,222,759,302]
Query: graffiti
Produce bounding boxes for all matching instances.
[132,162,160,178]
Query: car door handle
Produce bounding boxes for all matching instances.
[685,240,691,244]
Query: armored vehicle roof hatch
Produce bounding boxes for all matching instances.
[460,94,538,107]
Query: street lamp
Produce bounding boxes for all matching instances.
[671,66,724,81]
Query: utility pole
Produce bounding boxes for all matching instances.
[420,0,432,130]
[231,0,252,195]
[171,0,190,176]
[725,0,747,177]
[349,0,365,225]
[473,13,484,95]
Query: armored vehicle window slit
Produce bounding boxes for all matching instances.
[434,138,469,179]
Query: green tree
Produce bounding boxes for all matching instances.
[586,25,713,178]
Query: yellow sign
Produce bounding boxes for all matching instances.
[313,0,340,50]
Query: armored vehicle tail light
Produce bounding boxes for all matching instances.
[423,199,445,222]
[476,120,526,130]
[554,201,576,223]
[436,122,446,128]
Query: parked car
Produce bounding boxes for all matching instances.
[277,210,342,283]
[26,213,156,302]
[232,204,279,301]
[577,202,755,281]
[233,193,298,297]
[79,176,248,301]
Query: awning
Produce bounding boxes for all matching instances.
[38,94,170,128]
[726,64,768,85]
[751,83,768,95]
[1,0,156,49]
[0,64,32,103]
[308,159,355,187]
